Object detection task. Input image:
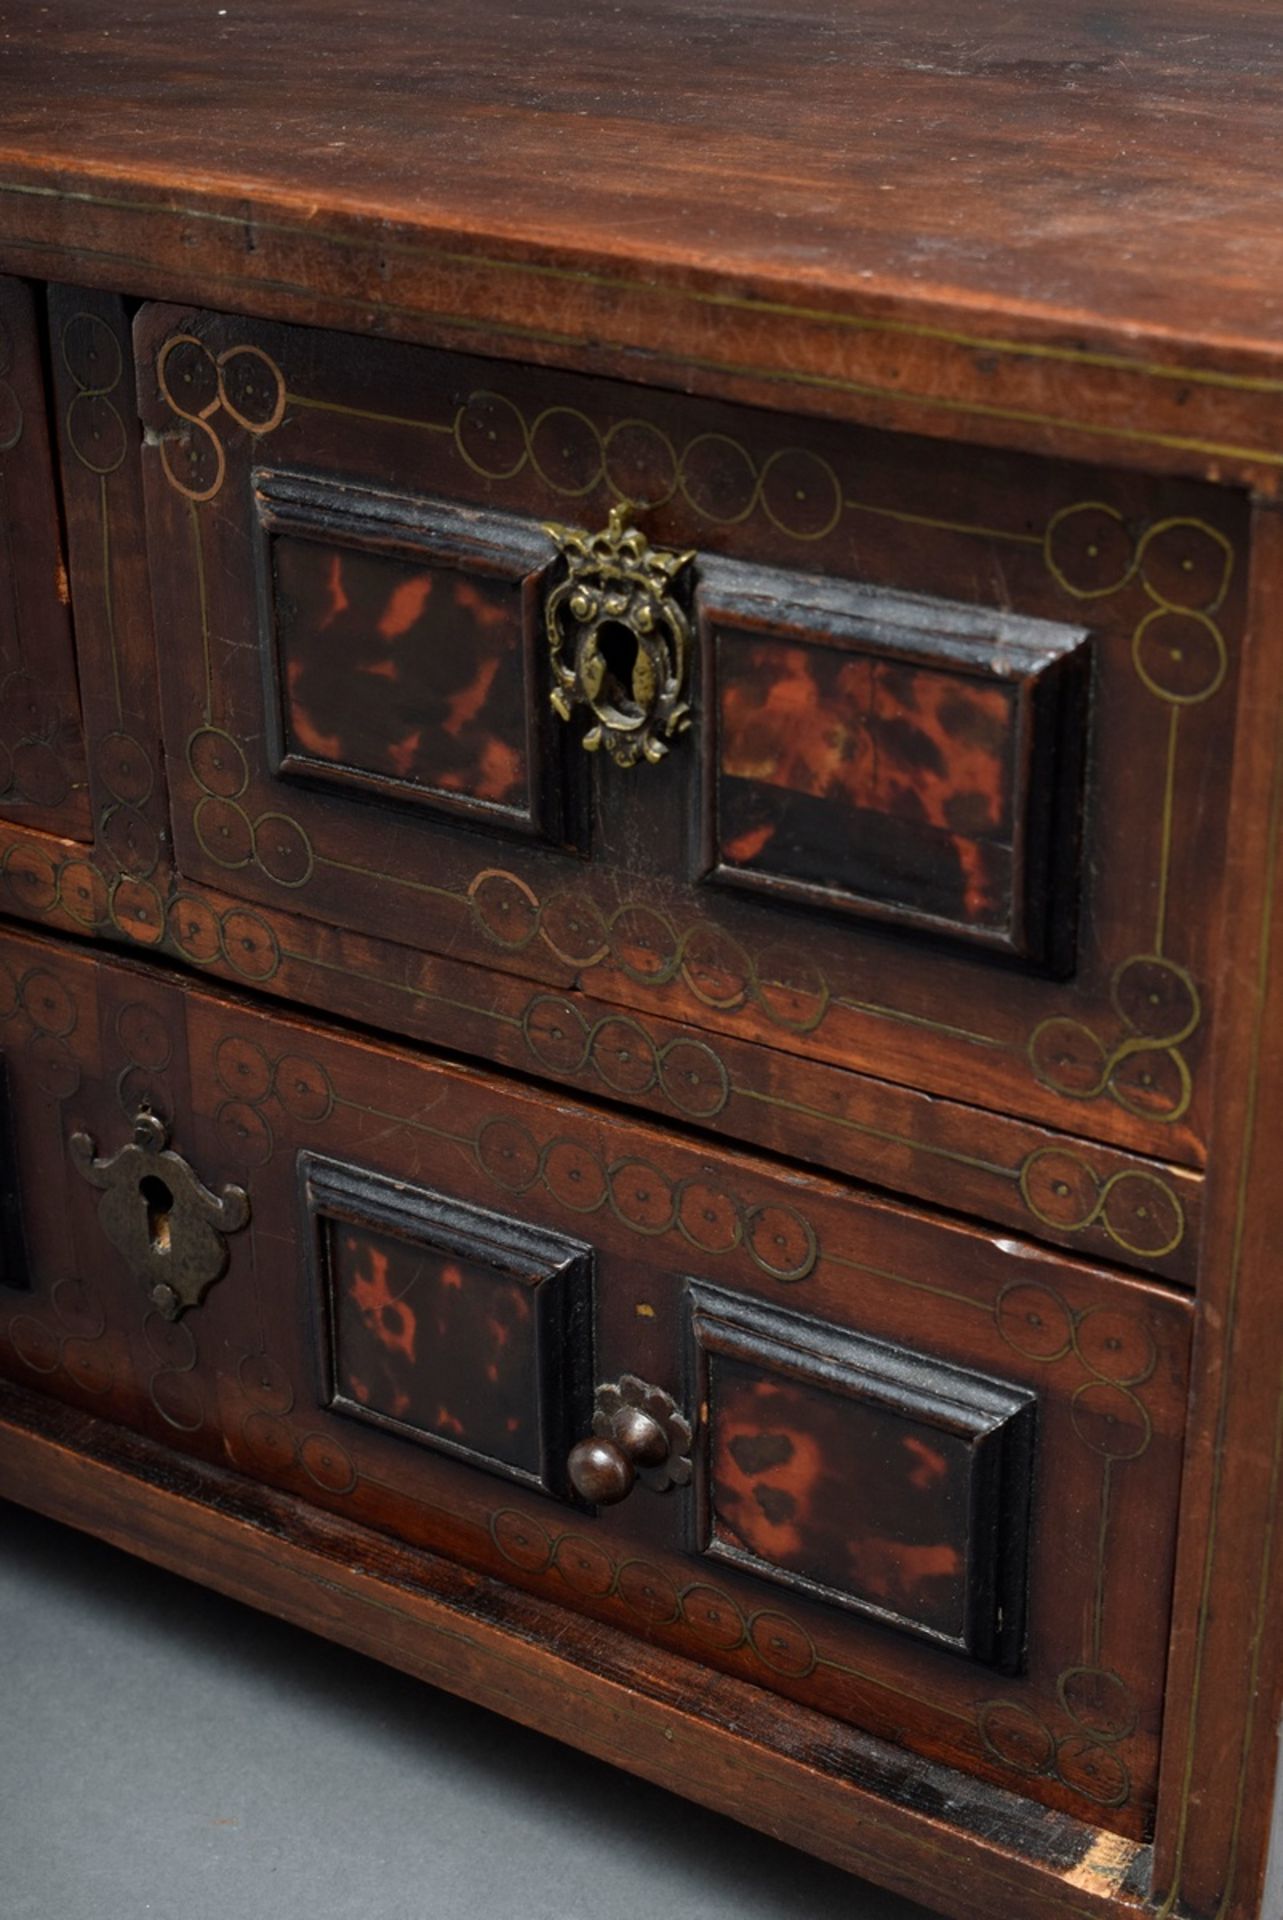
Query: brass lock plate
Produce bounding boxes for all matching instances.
[70,1109,250,1320]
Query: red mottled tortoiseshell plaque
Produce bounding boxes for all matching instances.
[700,561,1088,962]
[273,537,531,813]
[690,1285,1036,1666]
[303,1154,592,1497]
[257,473,563,841]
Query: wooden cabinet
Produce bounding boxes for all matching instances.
[2,9,1283,1920]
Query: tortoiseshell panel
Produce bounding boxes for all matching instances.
[271,535,533,819]
[702,568,1087,959]
[718,636,1020,931]
[691,1287,1035,1665]
[305,1156,592,1497]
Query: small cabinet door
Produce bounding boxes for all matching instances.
[0,923,1191,1842]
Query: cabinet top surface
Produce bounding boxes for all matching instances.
[4,1,1283,476]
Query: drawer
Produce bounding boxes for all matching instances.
[0,924,1191,1839]
[132,302,1248,1166]
[0,276,90,840]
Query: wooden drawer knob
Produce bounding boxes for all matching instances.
[567,1374,693,1505]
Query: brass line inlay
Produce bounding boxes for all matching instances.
[162,336,1234,1127]
[1156,577,1283,1916]
[12,172,1283,407]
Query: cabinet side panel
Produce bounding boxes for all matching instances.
[1154,499,1283,1920]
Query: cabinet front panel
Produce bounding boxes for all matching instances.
[133,301,1246,1170]
[0,925,1192,1840]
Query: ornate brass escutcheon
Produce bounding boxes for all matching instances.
[70,1109,250,1321]
[543,505,696,768]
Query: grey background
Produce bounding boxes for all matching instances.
[0,1498,934,1920]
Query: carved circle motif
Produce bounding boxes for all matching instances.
[187,733,314,893]
[490,1507,554,1573]
[109,877,166,947]
[1057,1667,1140,1742]
[163,893,281,981]
[99,805,161,881]
[553,1532,616,1597]
[979,1685,1136,1809]
[1019,1147,1184,1259]
[489,1513,830,1690]
[3,839,59,912]
[237,1349,295,1415]
[994,1279,1157,1459]
[203,1034,334,1169]
[1036,506,1232,1121]
[452,390,843,541]
[994,1281,1075,1362]
[616,1559,682,1626]
[1029,953,1200,1133]
[28,1033,81,1100]
[680,1584,748,1650]
[9,1290,118,1396]
[60,311,126,476]
[50,1275,107,1340]
[978,1701,1057,1776]
[468,871,829,1038]
[155,333,286,501]
[299,1430,358,1494]
[748,1609,819,1678]
[1055,1736,1131,1807]
[1070,1381,1153,1460]
[522,992,731,1120]
[96,725,155,802]
[58,859,109,930]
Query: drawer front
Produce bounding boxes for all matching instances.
[0,926,1191,1837]
[0,277,90,840]
[133,303,1247,1166]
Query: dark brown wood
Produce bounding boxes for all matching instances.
[0,813,1207,1284]
[0,923,1191,1841]
[0,11,1280,1917]
[129,299,1244,1180]
[3,6,1283,487]
[0,1378,1157,1920]
[1147,502,1283,1919]
[46,284,173,905]
[0,275,90,839]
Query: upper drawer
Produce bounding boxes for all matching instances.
[133,304,1248,1163]
[0,924,1191,1842]
[0,277,90,840]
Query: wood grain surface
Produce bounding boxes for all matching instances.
[1,4,1283,479]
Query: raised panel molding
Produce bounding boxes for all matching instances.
[688,1283,1036,1668]
[300,1151,594,1501]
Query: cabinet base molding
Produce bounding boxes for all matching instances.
[0,1375,1154,1920]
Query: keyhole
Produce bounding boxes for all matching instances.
[595,622,642,716]
[139,1174,174,1255]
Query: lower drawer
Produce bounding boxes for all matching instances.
[0,926,1190,1838]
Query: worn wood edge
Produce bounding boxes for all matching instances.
[0,1376,1155,1920]
[4,163,1283,489]
[1149,501,1283,1920]
[0,898,1209,1297]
